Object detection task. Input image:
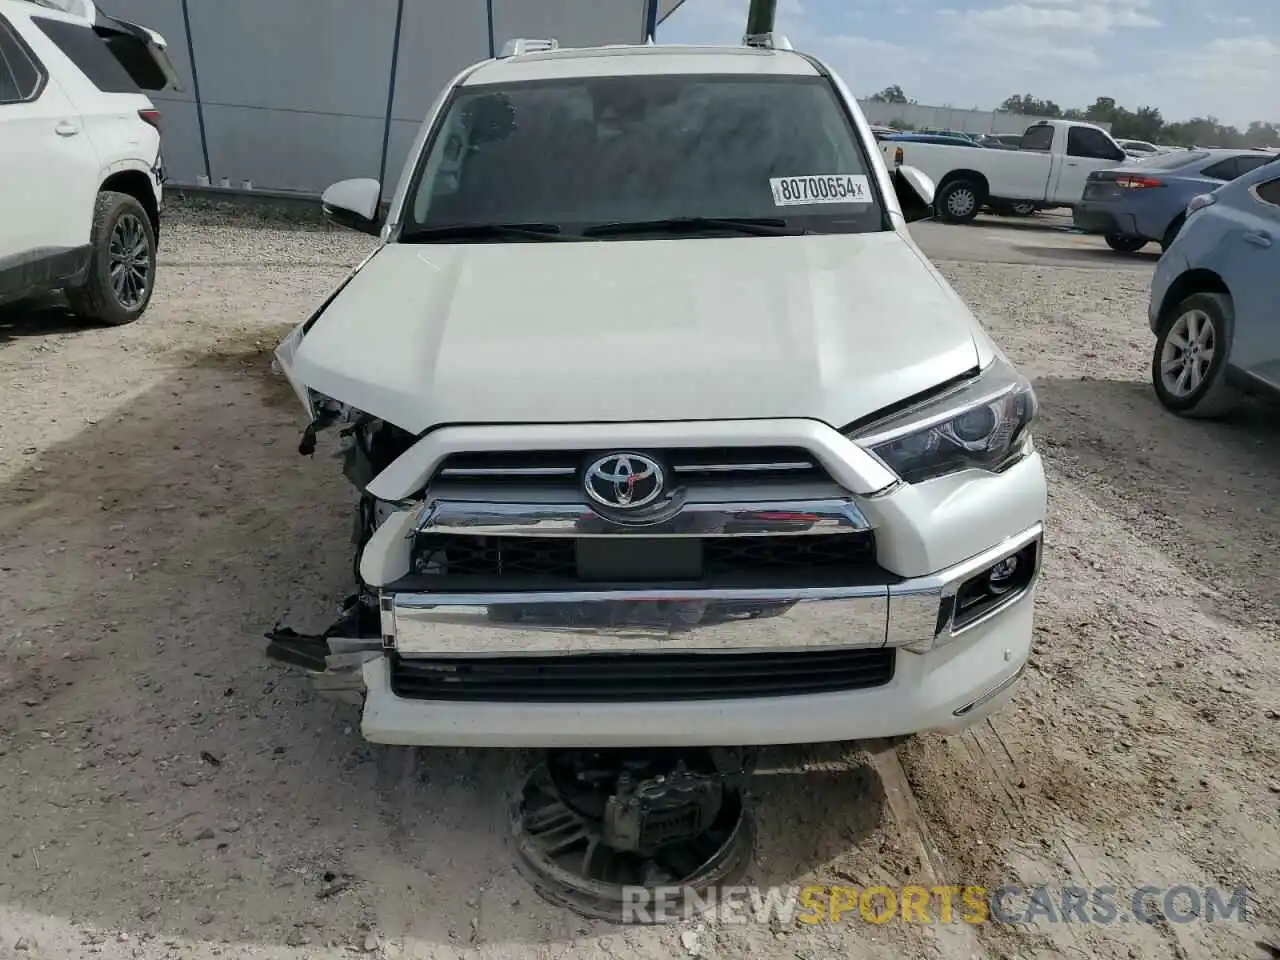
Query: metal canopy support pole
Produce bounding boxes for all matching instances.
[745,0,778,36]
[179,0,210,184]
[377,0,406,192]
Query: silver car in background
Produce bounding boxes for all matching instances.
[1147,156,1280,416]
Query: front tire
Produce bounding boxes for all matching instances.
[1105,233,1147,253]
[66,191,156,326]
[935,179,983,223]
[1151,292,1239,418]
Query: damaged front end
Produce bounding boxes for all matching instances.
[264,598,382,707]
[268,308,422,704]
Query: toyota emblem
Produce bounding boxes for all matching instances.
[583,453,665,510]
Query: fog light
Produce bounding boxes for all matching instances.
[951,541,1039,631]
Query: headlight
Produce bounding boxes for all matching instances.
[847,360,1038,484]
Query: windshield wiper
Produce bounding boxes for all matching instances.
[582,217,805,238]
[400,223,568,242]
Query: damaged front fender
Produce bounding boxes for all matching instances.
[274,245,385,422]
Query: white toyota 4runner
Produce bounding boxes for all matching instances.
[0,0,178,324]
[272,36,1048,749]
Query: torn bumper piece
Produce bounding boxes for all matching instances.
[265,599,382,706]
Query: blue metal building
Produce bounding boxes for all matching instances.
[106,0,689,196]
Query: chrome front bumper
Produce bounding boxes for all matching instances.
[380,523,1043,658]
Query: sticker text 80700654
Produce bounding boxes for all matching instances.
[770,175,871,207]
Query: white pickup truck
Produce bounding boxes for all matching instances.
[883,119,1128,223]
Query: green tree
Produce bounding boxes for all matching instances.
[870,85,910,104]
[1084,96,1118,124]
[1111,105,1163,142]
[1244,121,1280,148]
[1000,94,1062,117]
[987,92,1273,150]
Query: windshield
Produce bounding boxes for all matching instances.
[402,74,886,239]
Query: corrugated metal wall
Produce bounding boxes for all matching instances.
[108,0,655,196]
[858,101,1113,136]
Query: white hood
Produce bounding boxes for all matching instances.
[282,233,980,435]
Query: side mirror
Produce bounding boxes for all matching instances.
[893,165,935,223]
[321,178,383,235]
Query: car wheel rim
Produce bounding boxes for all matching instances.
[946,189,976,217]
[109,214,151,310]
[1014,203,1034,214]
[1160,309,1215,398]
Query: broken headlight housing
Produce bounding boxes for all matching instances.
[306,388,362,425]
[848,359,1038,484]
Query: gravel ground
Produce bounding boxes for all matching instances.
[0,211,1277,960]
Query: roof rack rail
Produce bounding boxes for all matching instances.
[743,32,792,50]
[499,38,559,58]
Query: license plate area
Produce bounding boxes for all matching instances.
[576,538,703,581]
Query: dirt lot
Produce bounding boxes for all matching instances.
[0,208,1277,960]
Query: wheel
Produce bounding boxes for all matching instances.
[1151,292,1239,418]
[1105,233,1148,253]
[66,191,156,326]
[1010,201,1037,216]
[1160,215,1185,252]
[935,179,983,223]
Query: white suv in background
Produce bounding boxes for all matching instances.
[0,0,178,324]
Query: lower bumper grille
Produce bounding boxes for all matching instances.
[388,648,896,703]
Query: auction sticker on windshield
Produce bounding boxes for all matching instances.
[770,175,871,206]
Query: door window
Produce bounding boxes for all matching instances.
[32,16,140,94]
[0,16,45,104]
[1021,125,1054,152]
[1201,158,1239,181]
[1234,155,1273,178]
[1202,156,1273,181]
[1255,178,1280,208]
[1067,127,1125,161]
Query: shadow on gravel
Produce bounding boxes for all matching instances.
[0,296,99,344]
[1006,244,1161,266]
[0,335,889,951]
[963,215,1072,234]
[1033,375,1280,617]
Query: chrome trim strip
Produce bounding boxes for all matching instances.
[440,467,576,478]
[674,462,814,473]
[409,497,874,537]
[953,662,1027,717]
[394,584,887,607]
[391,585,890,657]
[439,462,815,478]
